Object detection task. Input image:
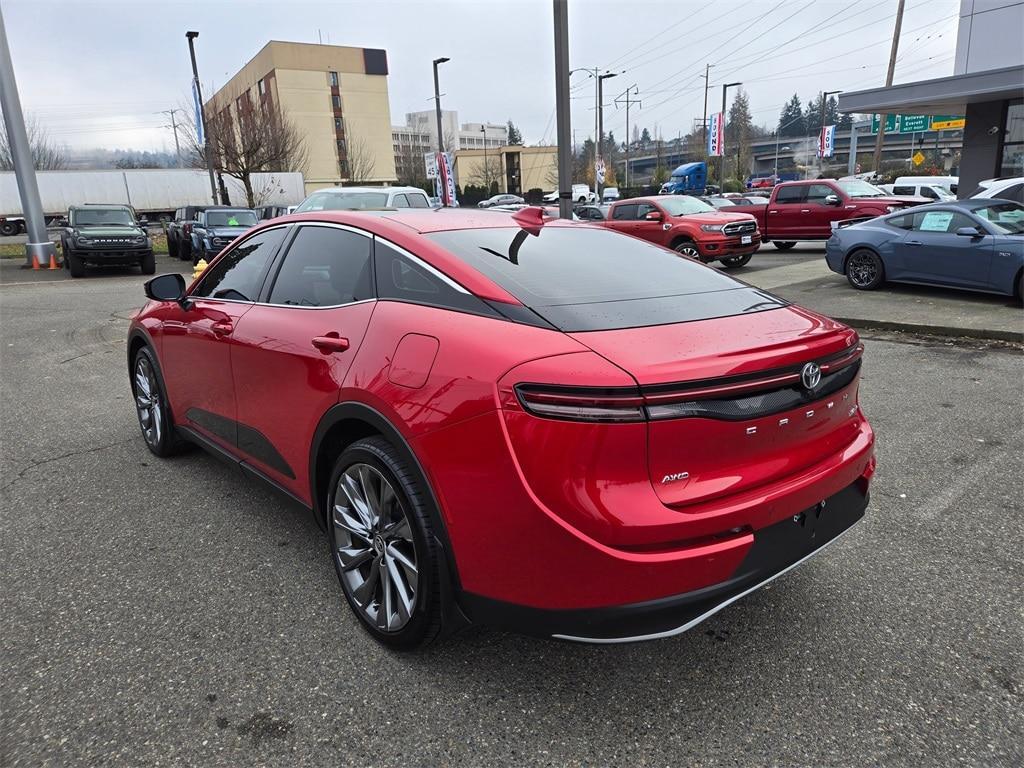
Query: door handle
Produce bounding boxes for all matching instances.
[312,333,350,354]
[211,320,233,336]
[769,210,778,214]
[800,209,810,213]
[906,240,923,246]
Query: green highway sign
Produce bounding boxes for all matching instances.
[871,114,965,133]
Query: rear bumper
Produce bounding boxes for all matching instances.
[461,481,868,642]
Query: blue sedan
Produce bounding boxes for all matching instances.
[825,199,1023,299]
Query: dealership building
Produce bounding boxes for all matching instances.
[839,0,1023,196]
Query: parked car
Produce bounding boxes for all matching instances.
[749,176,776,189]
[129,208,875,648]
[603,195,760,268]
[167,205,216,262]
[602,187,620,202]
[701,196,738,209]
[750,178,928,250]
[889,182,956,202]
[256,205,291,220]
[295,186,432,212]
[543,184,596,204]
[189,207,259,265]
[478,194,525,208]
[59,204,154,278]
[893,175,958,194]
[825,199,1024,298]
[968,176,1024,203]
[735,196,770,205]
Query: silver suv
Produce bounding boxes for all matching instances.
[295,186,431,212]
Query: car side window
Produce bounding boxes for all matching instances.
[408,193,430,208]
[192,227,288,301]
[635,203,657,219]
[267,225,372,307]
[612,204,637,221]
[999,184,1024,203]
[911,210,973,234]
[374,239,498,317]
[392,194,410,208]
[806,184,835,204]
[774,186,805,204]
[887,213,914,230]
[893,185,915,196]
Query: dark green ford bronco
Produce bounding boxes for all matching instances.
[59,204,154,278]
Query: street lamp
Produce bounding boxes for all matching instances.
[596,72,618,199]
[186,31,218,205]
[720,81,741,187]
[432,57,449,154]
[818,89,842,173]
[481,125,490,195]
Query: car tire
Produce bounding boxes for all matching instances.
[773,241,797,251]
[845,248,885,290]
[327,436,442,650]
[673,240,702,261]
[180,239,192,262]
[0,221,18,237]
[140,252,156,275]
[131,346,181,458]
[720,253,753,269]
[66,250,85,278]
[167,236,178,260]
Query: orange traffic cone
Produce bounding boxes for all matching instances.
[48,252,60,270]
[31,253,42,270]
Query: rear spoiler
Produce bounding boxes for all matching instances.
[831,216,875,231]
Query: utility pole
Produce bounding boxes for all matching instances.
[552,0,572,219]
[872,0,905,176]
[721,81,741,186]
[0,5,57,269]
[159,109,184,168]
[818,90,842,175]
[432,57,450,153]
[596,72,618,200]
[186,31,218,204]
[615,85,640,188]
[481,125,489,194]
[700,64,713,155]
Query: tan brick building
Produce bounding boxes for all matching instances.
[453,146,558,195]
[206,41,397,192]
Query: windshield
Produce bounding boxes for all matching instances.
[973,202,1024,234]
[73,208,135,226]
[836,179,887,198]
[296,191,390,211]
[656,196,715,215]
[705,197,736,208]
[205,210,258,227]
[426,226,786,331]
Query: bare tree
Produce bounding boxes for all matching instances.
[185,101,306,207]
[344,133,376,184]
[0,115,68,171]
[469,153,503,192]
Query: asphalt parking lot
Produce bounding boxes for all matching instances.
[2,251,1022,767]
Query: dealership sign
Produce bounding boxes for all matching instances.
[871,114,965,133]
[707,111,724,157]
[818,125,836,158]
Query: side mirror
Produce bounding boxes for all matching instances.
[824,194,842,206]
[955,226,983,238]
[645,210,663,221]
[55,217,69,227]
[139,217,149,226]
[145,273,187,305]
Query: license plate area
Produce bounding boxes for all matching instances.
[741,235,752,244]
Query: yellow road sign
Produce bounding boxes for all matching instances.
[912,151,926,166]
[930,117,965,130]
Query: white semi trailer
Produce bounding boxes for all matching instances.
[0,169,305,234]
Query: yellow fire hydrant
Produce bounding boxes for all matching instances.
[192,259,208,281]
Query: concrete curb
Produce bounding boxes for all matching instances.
[833,316,1024,343]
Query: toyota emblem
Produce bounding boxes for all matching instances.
[801,362,822,390]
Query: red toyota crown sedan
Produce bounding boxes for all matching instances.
[129,208,875,649]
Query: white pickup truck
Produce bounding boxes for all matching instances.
[542,184,596,204]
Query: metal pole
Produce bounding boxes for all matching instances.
[432,57,449,154]
[160,109,183,168]
[596,72,617,201]
[616,86,639,189]
[720,82,741,186]
[701,64,711,157]
[848,124,859,175]
[0,5,56,269]
[481,125,488,194]
[552,0,572,220]
[872,0,905,175]
[186,32,218,204]
[774,129,780,178]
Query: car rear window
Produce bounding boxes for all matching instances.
[426,226,786,332]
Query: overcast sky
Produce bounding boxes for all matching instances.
[4,0,960,153]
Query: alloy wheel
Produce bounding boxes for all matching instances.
[675,243,700,260]
[847,252,878,288]
[332,463,418,632]
[134,356,162,447]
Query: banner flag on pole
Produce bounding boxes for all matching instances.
[435,152,458,207]
[191,80,204,145]
[707,112,724,157]
[818,124,836,158]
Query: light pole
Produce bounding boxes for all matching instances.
[481,125,490,194]
[818,89,842,174]
[432,57,449,154]
[186,31,218,204]
[720,81,741,186]
[596,71,618,200]
[553,0,572,219]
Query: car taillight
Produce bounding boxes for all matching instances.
[514,384,645,423]
[183,223,193,234]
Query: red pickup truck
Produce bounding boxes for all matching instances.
[602,195,760,268]
[748,178,927,250]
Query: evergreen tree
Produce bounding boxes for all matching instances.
[506,120,523,145]
[640,127,652,145]
[726,88,753,181]
[778,94,805,138]
[804,93,823,135]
